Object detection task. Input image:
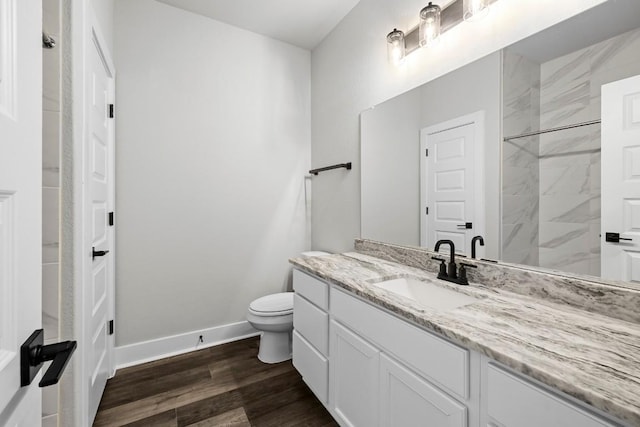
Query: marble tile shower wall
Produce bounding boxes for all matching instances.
[502,51,540,265]
[42,0,61,425]
[538,27,640,275]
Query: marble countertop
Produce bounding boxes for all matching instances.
[290,252,640,426]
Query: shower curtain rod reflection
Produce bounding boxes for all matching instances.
[503,119,601,142]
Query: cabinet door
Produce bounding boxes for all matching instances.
[380,354,467,427]
[487,364,617,427]
[330,320,380,427]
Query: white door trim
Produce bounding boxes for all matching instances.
[420,111,486,252]
[63,2,115,425]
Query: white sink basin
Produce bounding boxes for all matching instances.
[371,276,480,311]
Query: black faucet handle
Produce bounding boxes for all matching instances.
[431,257,447,278]
[457,264,470,285]
[460,262,477,269]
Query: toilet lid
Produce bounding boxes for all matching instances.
[249,292,294,315]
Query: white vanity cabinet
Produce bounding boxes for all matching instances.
[292,269,330,404]
[485,363,619,427]
[291,268,626,427]
[330,286,471,427]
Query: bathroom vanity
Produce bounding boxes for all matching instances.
[290,240,640,427]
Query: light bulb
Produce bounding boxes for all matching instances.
[419,2,441,47]
[387,29,405,66]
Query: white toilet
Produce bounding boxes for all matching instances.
[247,251,330,363]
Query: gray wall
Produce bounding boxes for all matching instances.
[114,0,311,346]
[311,0,606,254]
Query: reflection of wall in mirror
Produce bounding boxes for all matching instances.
[502,52,541,267]
[361,90,421,246]
[502,27,640,276]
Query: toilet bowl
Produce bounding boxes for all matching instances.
[247,251,330,363]
[247,293,294,363]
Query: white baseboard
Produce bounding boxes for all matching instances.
[115,320,259,370]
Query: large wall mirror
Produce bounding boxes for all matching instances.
[361,0,640,285]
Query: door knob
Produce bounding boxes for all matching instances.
[20,329,77,387]
[605,232,632,243]
[92,246,110,260]
[456,222,473,229]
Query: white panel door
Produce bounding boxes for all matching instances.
[421,112,485,257]
[0,0,43,424]
[379,354,467,427]
[84,28,115,423]
[330,320,380,427]
[601,74,640,282]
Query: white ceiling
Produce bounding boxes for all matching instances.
[155,0,361,50]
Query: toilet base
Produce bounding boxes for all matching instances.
[257,331,291,364]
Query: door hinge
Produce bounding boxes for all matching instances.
[425,148,429,157]
[108,320,114,335]
[109,104,114,118]
[108,211,114,226]
[425,207,429,215]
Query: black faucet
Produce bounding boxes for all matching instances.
[433,239,476,286]
[434,240,457,278]
[471,235,484,259]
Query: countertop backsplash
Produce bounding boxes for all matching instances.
[354,239,640,324]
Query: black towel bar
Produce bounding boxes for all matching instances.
[309,162,352,175]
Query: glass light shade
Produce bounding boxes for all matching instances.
[419,2,441,47]
[463,0,489,21]
[386,28,406,66]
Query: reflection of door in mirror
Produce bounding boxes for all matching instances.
[601,74,640,283]
[419,112,485,258]
[502,26,640,277]
[361,52,501,257]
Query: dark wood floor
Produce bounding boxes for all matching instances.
[93,336,338,427]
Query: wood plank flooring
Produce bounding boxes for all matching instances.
[93,337,338,427]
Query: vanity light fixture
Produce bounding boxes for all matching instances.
[463,0,489,21]
[386,0,497,66]
[386,28,406,66]
[419,2,442,46]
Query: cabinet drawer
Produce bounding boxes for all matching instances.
[294,294,329,355]
[331,287,469,400]
[293,331,328,405]
[293,269,328,310]
[487,364,617,427]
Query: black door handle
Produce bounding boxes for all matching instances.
[605,232,633,243]
[456,222,473,229]
[20,329,77,387]
[92,246,110,260]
